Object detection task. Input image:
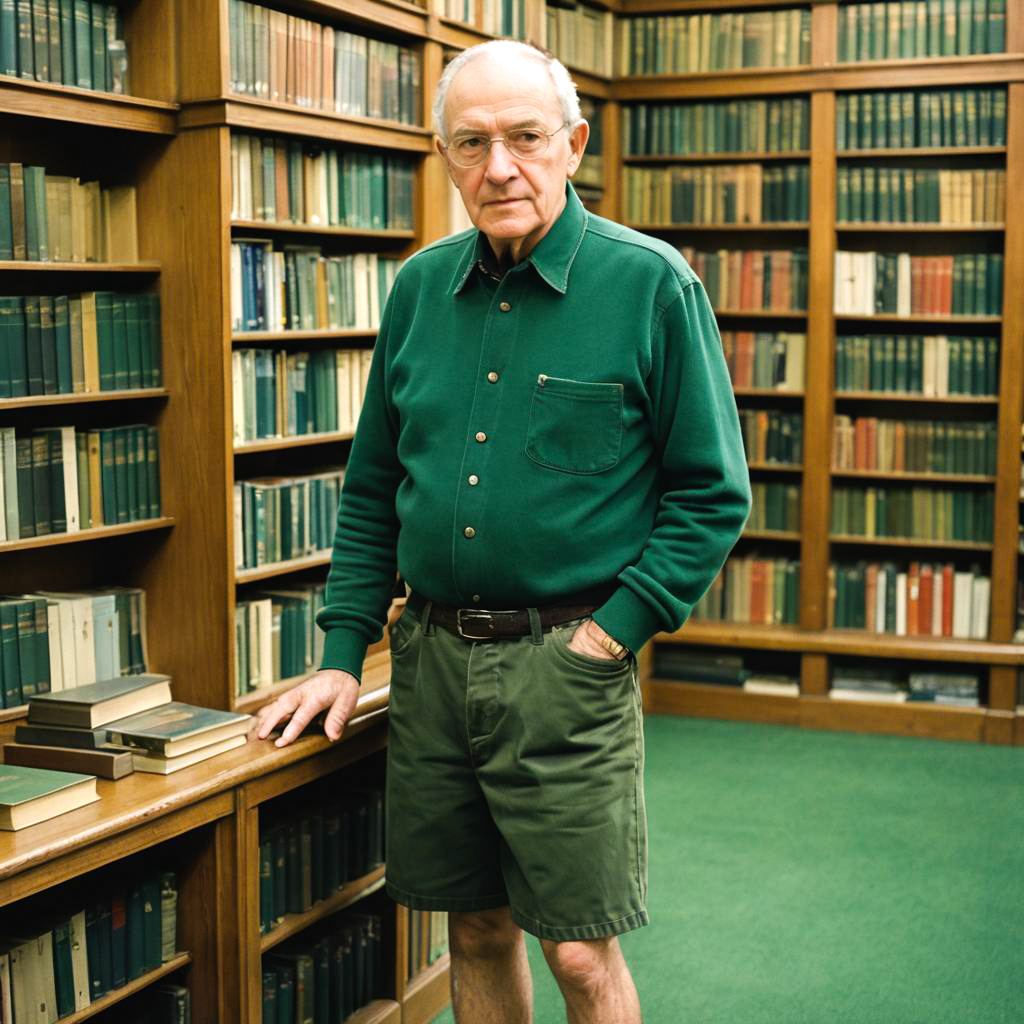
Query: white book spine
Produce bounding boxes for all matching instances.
[895,573,907,635]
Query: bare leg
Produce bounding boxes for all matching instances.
[449,907,533,1024]
[541,936,642,1024]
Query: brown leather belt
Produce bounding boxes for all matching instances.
[406,586,614,642]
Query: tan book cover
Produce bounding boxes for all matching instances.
[80,292,100,391]
[102,185,138,262]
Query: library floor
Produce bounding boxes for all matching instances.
[431,715,1023,1024]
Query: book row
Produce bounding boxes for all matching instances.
[832,416,997,475]
[262,912,384,1024]
[622,98,809,157]
[830,561,990,638]
[680,247,808,313]
[545,2,612,78]
[836,88,1007,151]
[232,348,371,443]
[0,871,176,1020]
[721,330,805,392]
[234,469,344,570]
[407,911,448,982]
[228,1,422,125]
[0,164,137,263]
[748,481,800,533]
[835,333,998,397]
[259,788,384,932]
[837,0,1005,61]
[831,665,979,706]
[692,555,801,626]
[0,0,127,93]
[836,166,1004,225]
[230,133,414,231]
[620,9,811,75]
[0,291,162,399]
[0,423,160,542]
[231,243,399,334]
[652,649,799,694]
[235,584,326,696]
[739,410,802,467]
[833,252,1003,317]
[0,588,147,708]
[574,96,604,192]
[831,486,994,543]
[442,0,528,40]
[624,163,809,225]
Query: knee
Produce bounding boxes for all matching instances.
[541,937,616,996]
[449,907,521,962]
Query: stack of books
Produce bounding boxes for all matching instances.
[5,673,250,779]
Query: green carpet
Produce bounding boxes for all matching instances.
[430,715,1024,1023]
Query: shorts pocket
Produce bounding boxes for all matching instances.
[525,375,623,475]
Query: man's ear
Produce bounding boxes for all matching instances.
[566,119,590,177]
[435,137,456,182]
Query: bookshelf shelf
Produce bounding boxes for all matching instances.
[834,313,1002,326]
[747,461,803,473]
[284,0,429,36]
[0,517,175,554]
[235,673,312,714]
[232,329,378,343]
[833,391,998,405]
[0,388,170,410]
[829,534,994,551]
[347,1001,402,1024]
[660,622,1023,665]
[60,953,194,1023]
[234,430,355,454]
[838,147,1008,159]
[733,387,804,399]
[623,152,811,164]
[831,470,997,484]
[235,551,332,584]
[631,222,810,232]
[230,220,416,241]
[715,309,808,319]
[564,67,613,100]
[836,224,1006,233]
[260,865,387,953]
[0,261,161,274]
[179,98,434,152]
[0,76,178,134]
[402,953,453,1024]
[742,529,801,541]
[613,66,815,101]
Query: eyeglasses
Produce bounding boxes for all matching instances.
[443,124,568,168]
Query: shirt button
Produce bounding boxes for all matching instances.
[499,301,511,312]
[473,594,481,603]
[468,474,479,485]
[475,431,487,443]
[487,371,499,383]
[464,526,476,538]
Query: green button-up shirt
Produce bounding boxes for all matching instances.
[317,184,750,678]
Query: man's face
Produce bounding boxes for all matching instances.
[437,55,588,262]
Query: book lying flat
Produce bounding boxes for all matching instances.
[3,742,135,780]
[0,764,99,830]
[14,723,111,750]
[27,673,172,728]
[131,733,248,775]
[106,702,252,758]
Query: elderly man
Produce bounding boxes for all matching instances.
[257,40,750,1024]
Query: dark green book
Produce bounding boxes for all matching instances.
[94,290,114,389]
[0,762,96,829]
[106,701,250,757]
[14,721,110,746]
[262,969,278,1023]
[31,0,49,81]
[15,0,32,79]
[98,427,116,523]
[23,293,42,394]
[52,294,72,393]
[72,0,89,87]
[110,292,128,390]
[38,294,57,393]
[52,917,76,1016]
[259,837,273,933]
[142,875,161,970]
[0,165,12,259]
[58,0,73,83]
[126,882,144,979]
[112,426,128,522]
[85,903,104,998]
[5,296,27,396]
[45,0,58,81]
[0,0,17,75]
[123,293,142,388]
[25,164,47,260]
[110,888,127,987]
[89,0,104,91]
[26,672,172,727]
[30,430,52,535]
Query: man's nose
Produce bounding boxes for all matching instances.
[483,138,518,181]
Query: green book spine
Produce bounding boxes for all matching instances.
[89,0,104,91]
[0,165,12,259]
[123,293,142,388]
[989,0,1006,52]
[15,435,34,537]
[31,430,52,534]
[112,426,128,522]
[32,595,50,694]
[98,427,116,524]
[42,428,65,532]
[131,424,145,519]
[38,293,57,393]
[58,0,72,82]
[110,292,128,390]
[125,884,144,980]
[141,876,161,971]
[22,163,40,259]
[146,424,159,517]
[72,0,89,86]
[0,602,23,707]
[45,0,58,80]
[94,290,114,389]
[15,0,32,79]
[15,598,37,697]
[31,0,49,81]
[0,0,17,74]
[52,921,76,1016]
[23,293,43,394]
[0,297,12,399]
[144,292,160,387]
[53,294,72,392]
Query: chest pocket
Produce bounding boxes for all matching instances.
[525,374,624,475]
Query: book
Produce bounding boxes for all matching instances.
[130,732,247,775]
[0,763,98,830]
[27,672,171,727]
[3,741,135,779]
[105,701,251,758]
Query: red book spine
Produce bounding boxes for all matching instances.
[907,562,921,635]
[941,565,954,636]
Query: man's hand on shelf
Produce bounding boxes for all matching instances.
[253,670,360,747]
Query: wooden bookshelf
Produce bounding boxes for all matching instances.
[0,388,171,410]
[0,517,176,553]
[59,954,193,1023]
[233,430,355,454]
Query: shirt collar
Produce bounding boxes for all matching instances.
[449,183,587,296]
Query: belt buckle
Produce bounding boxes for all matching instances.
[456,608,495,641]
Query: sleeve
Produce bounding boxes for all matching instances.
[591,278,751,654]
[313,292,404,681]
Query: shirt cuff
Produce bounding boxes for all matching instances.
[591,586,684,656]
[319,628,370,683]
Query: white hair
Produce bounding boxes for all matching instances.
[432,40,583,144]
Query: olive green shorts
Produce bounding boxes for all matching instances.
[384,600,649,942]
